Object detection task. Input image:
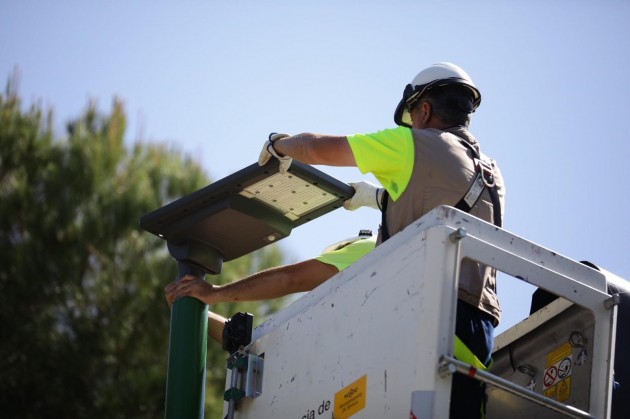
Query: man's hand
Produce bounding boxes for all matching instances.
[343,181,384,211]
[165,274,216,306]
[258,132,292,174]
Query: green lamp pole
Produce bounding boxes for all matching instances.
[164,242,214,419]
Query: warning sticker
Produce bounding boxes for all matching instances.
[544,385,556,399]
[334,375,367,419]
[557,377,571,402]
[546,342,571,368]
[543,365,558,389]
[543,342,573,399]
[558,357,572,379]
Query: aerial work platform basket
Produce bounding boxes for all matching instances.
[222,206,623,419]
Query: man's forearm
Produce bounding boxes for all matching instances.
[272,133,356,166]
[208,311,227,345]
[212,265,294,302]
[212,259,338,303]
[166,260,339,306]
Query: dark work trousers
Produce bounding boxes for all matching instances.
[449,300,495,419]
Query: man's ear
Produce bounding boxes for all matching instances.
[420,101,432,124]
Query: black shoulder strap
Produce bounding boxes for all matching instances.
[380,190,391,242]
[454,138,502,228]
[488,185,503,227]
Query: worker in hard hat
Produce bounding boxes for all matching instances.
[257,62,505,419]
[166,231,376,343]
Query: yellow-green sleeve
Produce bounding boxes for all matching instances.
[314,237,376,272]
[346,126,414,201]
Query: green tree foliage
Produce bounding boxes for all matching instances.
[0,80,288,418]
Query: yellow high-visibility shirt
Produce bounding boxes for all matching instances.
[347,126,414,201]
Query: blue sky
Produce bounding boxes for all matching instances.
[2,0,629,334]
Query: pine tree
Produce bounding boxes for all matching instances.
[0,78,288,418]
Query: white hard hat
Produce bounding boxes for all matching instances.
[394,62,481,127]
[322,229,372,254]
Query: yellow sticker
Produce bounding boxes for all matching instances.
[546,342,572,367]
[334,375,367,419]
[544,385,557,399]
[557,377,571,402]
[544,342,573,390]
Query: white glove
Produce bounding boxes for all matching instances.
[343,181,384,211]
[258,132,292,174]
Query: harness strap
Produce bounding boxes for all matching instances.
[453,138,502,228]
[380,189,390,242]
[487,184,503,228]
